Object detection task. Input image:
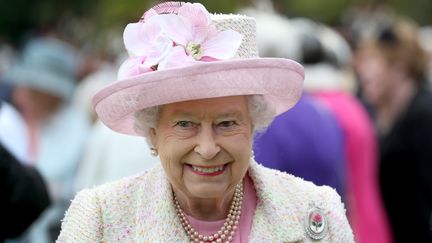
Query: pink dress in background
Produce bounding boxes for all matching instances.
[314,91,393,243]
[186,174,257,243]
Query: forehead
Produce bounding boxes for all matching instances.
[160,96,249,118]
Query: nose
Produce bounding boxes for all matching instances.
[194,125,220,160]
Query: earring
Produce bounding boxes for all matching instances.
[150,147,158,157]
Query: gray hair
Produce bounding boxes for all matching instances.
[134,95,275,144]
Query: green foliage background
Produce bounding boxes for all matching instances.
[0,0,431,46]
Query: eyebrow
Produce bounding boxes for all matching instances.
[216,111,245,121]
[169,109,245,120]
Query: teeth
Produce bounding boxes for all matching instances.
[192,165,224,173]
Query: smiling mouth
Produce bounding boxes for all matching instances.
[185,163,228,176]
[192,165,224,173]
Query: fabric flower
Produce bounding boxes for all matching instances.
[118,15,174,79]
[118,2,243,80]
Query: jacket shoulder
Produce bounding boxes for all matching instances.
[253,162,339,198]
[57,169,155,242]
[250,162,354,242]
[92,169,150,200]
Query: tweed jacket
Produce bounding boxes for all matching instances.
[57,160,354,242]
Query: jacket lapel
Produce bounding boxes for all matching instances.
[248,161,305,242]
[134,164,189,242]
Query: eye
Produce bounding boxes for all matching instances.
[218,120,237,128]
[175,121,195,128]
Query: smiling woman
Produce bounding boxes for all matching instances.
[150,96,252,220]
[56,1,354,242]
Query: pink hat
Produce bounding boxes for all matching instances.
[93,2,304,135]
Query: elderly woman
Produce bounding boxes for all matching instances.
[57,2,353,242]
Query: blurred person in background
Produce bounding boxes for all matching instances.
[1,47,51,240]
[0,42,28,162]
[72,63,159,191]
[0,138,50,242]
[419,26,432,89]
[242,8,346,201]
[1,36,90,242]
[295,19,393,243]
[245,4,391,242]
[357,18,432,242]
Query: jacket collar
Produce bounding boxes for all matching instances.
[136,160,305,242]
[248,160,305,242]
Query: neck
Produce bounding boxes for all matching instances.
[173,186,237,221]
[376,78,417,134]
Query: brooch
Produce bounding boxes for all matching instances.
[304,203,328,240]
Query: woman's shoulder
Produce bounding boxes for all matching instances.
[250,162,346,221]
[57,165,166,242]
[90,170,149,195]
[249,161,354,242]
[251,161,340,198]
[83,164,164,202]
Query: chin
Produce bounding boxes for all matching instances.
[186,182,230,199]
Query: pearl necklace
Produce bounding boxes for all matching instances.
[174,183,243,243]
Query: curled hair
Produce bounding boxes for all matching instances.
[247,95,276,132]
[134,105,160,144]
[133,95,276,143]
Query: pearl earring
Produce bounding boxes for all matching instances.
[150,148,158,157]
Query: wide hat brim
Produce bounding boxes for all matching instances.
[93,57,304,135]
[3,64,75,100]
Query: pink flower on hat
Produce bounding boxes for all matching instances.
[118,2,243,80]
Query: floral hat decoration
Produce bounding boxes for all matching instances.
[93,1,304,135]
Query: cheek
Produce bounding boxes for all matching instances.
[224,133,253,162]
[159,151,184,186]
[157,137,195,178]
[229,145,251,180]
[360,66,388,100]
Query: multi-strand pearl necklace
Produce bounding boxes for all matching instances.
[174,183,243,243]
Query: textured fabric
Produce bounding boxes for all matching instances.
[57,160,354,242]
[211,14,258,59]
[314,91,392,243]
[379,88,432,243]
[185,174,257,243]
[253,94,346,196]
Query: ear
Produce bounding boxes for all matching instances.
[149,128,158,148]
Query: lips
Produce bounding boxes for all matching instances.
[186,163,228,176]
[192,165,224,173]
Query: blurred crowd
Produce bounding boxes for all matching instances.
[1,1,432,243]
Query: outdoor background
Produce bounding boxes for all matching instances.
[1,0,431,48]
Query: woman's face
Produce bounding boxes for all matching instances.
[150,96,253,200]
[13,87,62,121]
[357,52,394,107]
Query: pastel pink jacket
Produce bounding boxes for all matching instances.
[57,161,354,242]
